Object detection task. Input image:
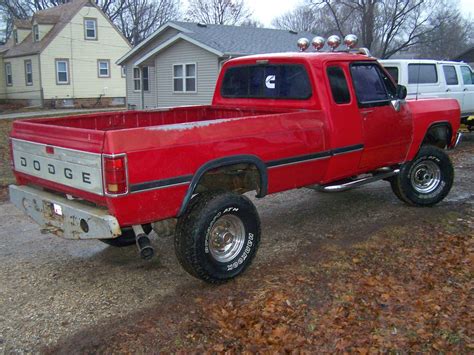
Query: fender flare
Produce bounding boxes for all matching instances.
[178,155,268,216]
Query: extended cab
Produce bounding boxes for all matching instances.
[9,51,461,283]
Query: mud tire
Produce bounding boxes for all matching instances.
[175,191,260,284]
[390,146,453,206]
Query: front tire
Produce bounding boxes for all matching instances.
[175,191,261,283]
[391,145,454,206]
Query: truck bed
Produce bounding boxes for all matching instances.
[22,106,285,131]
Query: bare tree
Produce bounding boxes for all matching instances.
[272,5,321,33]
[117,0,180,44]
[240,19,265,28]
[414,3,473,59]
[186,0,251,25]
[273,0,465,58]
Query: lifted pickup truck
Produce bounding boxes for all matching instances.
[9,51,461,283]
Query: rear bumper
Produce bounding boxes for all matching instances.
[9,185,121,240]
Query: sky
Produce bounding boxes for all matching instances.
[247,0,474,27]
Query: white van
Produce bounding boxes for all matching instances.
[379,59,474,121]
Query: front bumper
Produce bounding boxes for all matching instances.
[9,185,121,240]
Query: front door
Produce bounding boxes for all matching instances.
[349,62,413,170]
[460,65,474,116]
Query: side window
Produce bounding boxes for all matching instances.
[443,65,458,85]
[84,18,97,40]
[327,66,351,104]
[460,66,472,85]
[350,63,395,105]
[408,64,438,84]
[384,66,399,84]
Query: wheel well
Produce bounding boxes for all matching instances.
[178,156,268,216]
[422,123,452,149]
[194,163,262,196]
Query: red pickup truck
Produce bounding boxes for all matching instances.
[9,51,461,283]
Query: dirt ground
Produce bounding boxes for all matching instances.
[0,135,473,353]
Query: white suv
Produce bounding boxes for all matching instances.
[380,59,474,121]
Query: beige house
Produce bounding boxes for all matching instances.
[0,0,130,108]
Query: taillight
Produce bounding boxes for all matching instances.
[103,154,128,195]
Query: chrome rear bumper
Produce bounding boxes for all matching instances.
[9,185,121,240]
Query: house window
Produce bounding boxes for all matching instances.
[142,67,149,91]
[24,60,33,86]
[173,63,196,92]
[97,60,110,78]
[5,63,12,86]
[33,24,39,42]
[84,18,97,40]
[133,68,140,91]
[55,59,69,84]
[121,66,126,78]
[13,30,18,44]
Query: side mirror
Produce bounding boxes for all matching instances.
[397,84,407,100]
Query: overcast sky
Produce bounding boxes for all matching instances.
[246,0,474,27]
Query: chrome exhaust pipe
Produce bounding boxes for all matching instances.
[132,224,154,260]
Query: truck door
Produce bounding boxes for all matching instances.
[441,65,464,111]
[349,62,412,170]
[460,65,474,116]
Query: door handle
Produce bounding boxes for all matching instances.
[361,110,374,115]
[464,88,469,91]
[446,89,451,92]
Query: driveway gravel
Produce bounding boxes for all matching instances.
[0,134,472,352]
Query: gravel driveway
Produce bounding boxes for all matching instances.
[1,134,473,352]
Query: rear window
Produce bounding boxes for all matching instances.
[408,64,438,84]
[385,66,399,84]
[443,65,458,85]
[221,64,312,99]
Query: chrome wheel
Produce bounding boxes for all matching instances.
[208,214,246,263]
[410,160,441,194]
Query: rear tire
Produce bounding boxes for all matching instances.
[100,224,152,247]
[175,191,261,283]
[390,146,454,206]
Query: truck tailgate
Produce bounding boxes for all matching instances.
[10,119,106,198]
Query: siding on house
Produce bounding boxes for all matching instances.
[4,54,42,104]
[0,56,6,99]
[40,6,130,100]
[124,27,179,108]
[155,39,219,108]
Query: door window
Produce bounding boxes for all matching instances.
[443,65,458,85]
[460,66,473,85]
[350,63,396,106]
[327,66,351,104]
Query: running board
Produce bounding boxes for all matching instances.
[310,169,400,192]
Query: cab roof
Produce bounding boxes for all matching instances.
[226,51,377,66]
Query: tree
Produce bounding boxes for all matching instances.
[186,0,251,25]
[117,0,180,44]
[413,2,473,59]
[272,0,470,59]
